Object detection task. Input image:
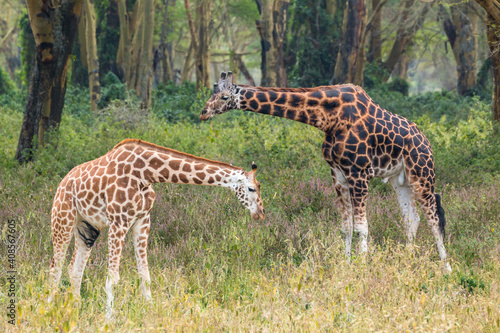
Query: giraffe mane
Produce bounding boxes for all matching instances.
[237,84,361,92]
[112,139,244,171]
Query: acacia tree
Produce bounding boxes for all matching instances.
[331,0,367,85]
[255,0,290,86]
[79,0,100,111]
[438,2,477,95]
[117,0,155,107]
[381,0,434,81]
[16,0,83,163]
[475,0,500,123]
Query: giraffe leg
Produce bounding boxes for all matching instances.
[69,220,100,297]
[49,204,77,301]
[131,215,152,300]
[350,178,370,254]
[414,190,451,272]
[105,221,128,320]
[389,173,420,242]
[331,168,354,259]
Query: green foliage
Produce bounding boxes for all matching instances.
[1,87,500,330]
[95,0,121,77]
[0,66,15,95]
[151,82,210,123]
[18,11,35,88]
[287,0,344,86]
[97,72,128,108]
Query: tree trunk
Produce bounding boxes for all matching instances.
[260,0,277,86]
[196,0,212,89]
[393,50,410,80]
[116,0,129,80]
[382,0,433,81]
[439,3,477,95]
[84,0,101,111]
[16,0,83,163]
[368,0,382,62]
[331,0,366,85]
[486,13,500,123]
[159,0,174,83]
[181,43,195,83]
[273,0,290,87]
[138,0,154,108]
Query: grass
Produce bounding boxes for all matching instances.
[0,90,499,331]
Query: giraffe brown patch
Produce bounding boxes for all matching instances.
[159,168,170,181]
[134,158,146,169]
[143,169,155,182]
[182,164,192,172]
[193,178,203,184]
[208,177,215,184]
[196,172,206,180]
[290,94,303,107]
[169,160,182,171]
[117,177,129,188]
[194,164,204,171]
[249,100,259,110]
[171,174,178,183]
[273,106,284,117]
[207,167,218,174]
[215,175,221,181]
[275,94,287,105]
[179,173,189,183]
[260,104,271,114]
[150,157,163,170]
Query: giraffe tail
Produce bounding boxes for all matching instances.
[435,193,446,239]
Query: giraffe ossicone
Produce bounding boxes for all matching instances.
[201,71,451,272]
[49,139,265,319]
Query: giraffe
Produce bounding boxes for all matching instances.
[200,71,451,272]
[49,139,265,319]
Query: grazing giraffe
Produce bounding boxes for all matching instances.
[201,72,451,272]
[49,139,265,318]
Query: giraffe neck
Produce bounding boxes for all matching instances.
[113,140,245,189]
[236,86,347,131]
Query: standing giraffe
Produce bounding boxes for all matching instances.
[49,139,265,318]
[200,72,451,272]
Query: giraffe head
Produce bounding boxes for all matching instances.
[201,71,239,120]
[234,162,265,220]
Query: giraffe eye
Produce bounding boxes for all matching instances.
[248,187,256,192]
[222,96,229,100]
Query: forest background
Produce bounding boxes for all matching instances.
[0,0,500,331]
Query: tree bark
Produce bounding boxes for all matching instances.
[16,0,83,163]
[138,0,154,108]
[260,0,277,86]
[382,0,434,81]
[196,0,212,89]
[439,3,477,95]
[159,0,174,83]
[116,0,130,80]
[331,0,366,85]
[486,12,500,123]
[273,0,290,87]
[368,0,382,62]
[84,0,100,110]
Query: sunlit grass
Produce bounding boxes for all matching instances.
[1,99,499,331]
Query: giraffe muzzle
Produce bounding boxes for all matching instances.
[200,110,210,121]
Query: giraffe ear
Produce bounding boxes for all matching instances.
[213,83,219,93]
